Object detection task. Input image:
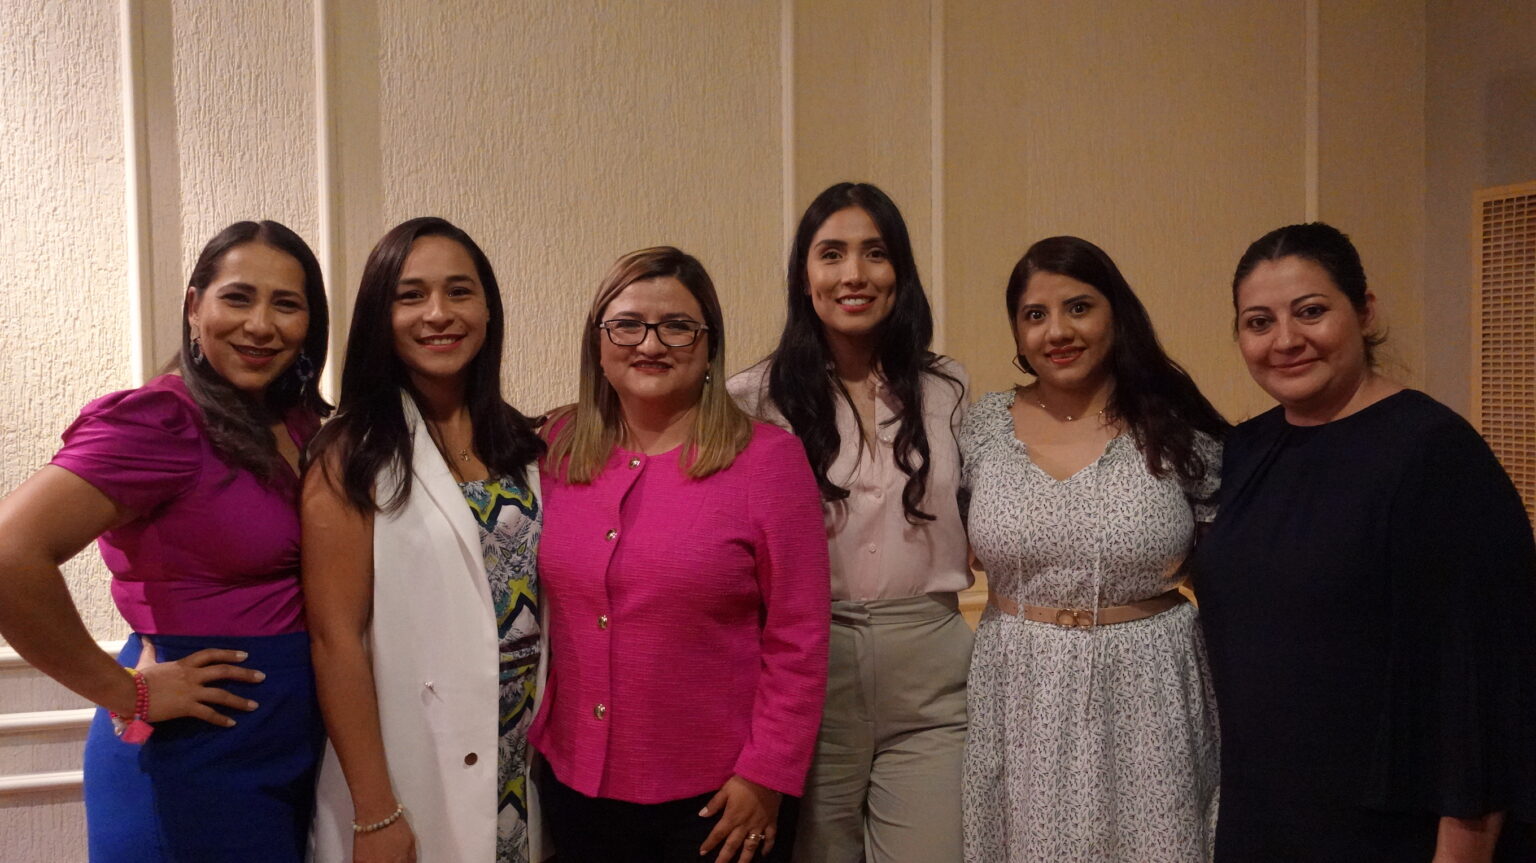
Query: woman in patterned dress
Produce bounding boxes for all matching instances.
[304,217,548,862]
[960,236,1227,863]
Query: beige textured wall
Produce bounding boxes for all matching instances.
[374,0,784,414]
[1317,0,1426,391]
[1,1,1442,857]
[0,4,128,640]
[0,3,126,855]
[172,0,318,301]
[1425,0,1536,415]
[793,0,935,300]
[945,0,1309,423]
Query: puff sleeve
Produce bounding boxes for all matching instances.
[50,385,204,517]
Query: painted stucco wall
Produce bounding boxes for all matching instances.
[0,5,127,856]
[0,3,128,645]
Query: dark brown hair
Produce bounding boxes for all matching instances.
[177,220,331,482]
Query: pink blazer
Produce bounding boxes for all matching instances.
[529,422,830,803]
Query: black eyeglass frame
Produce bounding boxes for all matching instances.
[596,319,710,348]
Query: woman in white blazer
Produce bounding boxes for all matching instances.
[303,218,549,863]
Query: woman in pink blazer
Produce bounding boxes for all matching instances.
[532,246,830,863]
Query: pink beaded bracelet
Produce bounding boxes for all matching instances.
[109,667,154,744]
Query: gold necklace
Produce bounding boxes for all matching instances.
[426,421,472,463]
[1035,398,1103,423]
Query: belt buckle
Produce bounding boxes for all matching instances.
[1054,608,1094,629]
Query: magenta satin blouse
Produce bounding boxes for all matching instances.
[49,374,314,636]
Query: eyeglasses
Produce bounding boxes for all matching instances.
[597,319,709,347]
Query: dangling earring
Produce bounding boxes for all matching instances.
[190,334,205,364]
[704,369,713,385]
[292,350,316,395]
[1011,354,1034,376]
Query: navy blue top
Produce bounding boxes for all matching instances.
[1192,390,1536,862]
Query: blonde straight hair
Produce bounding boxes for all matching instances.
[547,246,753,483]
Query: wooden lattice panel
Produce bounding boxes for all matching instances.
[1472,182,1536,524]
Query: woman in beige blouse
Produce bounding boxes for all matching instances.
[730,182,972,863]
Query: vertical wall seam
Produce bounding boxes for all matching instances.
[929,0,946,352]
[314,0,343,403]
[120,0,153,387]
[1304,0,1319,221]
[780,0,796,257]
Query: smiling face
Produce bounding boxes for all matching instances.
[1235,255,1374,418]
[805,206,897,349]
[598,276,710,414]
[390,235,490,387]
[1014,271,1115,393]
[186,242,310,398]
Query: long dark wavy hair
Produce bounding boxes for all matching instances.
[1006,236,1227,484]
[177,220,332,483]
[308,217,544,513]
[764,182,960,523]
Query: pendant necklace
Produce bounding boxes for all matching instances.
[1036,398,1103,423]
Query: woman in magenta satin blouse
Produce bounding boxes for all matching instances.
[532,246,830,863]
[0,220,331,862]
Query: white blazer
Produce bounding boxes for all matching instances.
[311,394,549,862]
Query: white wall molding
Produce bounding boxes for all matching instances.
[119,0,183,384]
[0,710,96,736]
[0,771,84,796]
[780,0,797,256]
[0,641,126,671]
[121,0,154,386]
[929,0,946,352]
[1304,0,1320,221]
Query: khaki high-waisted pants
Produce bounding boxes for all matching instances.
[793,592,974,863]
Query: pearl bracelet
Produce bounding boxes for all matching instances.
[353,802,405,834]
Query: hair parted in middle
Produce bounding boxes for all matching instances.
[306,216,545,513]
[177,219,333,484]
[762,181,961,524]
[545,245,752,484]
[1005,235,1228,485]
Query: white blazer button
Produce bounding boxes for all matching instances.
[464,752,478,766]
[424,681,435,691]
[594,703,606,719]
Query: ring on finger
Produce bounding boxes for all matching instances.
[746,832,765,842]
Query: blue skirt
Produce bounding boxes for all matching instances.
[83,632,323,863]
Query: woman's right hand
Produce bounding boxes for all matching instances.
[133,636,264,726]
[353,816,417,863]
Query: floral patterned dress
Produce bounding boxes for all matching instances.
[960,390,1220,863]
[460,477,541,863]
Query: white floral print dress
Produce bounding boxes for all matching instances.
[960,390,1220,863]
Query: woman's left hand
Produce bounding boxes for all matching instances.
[698,774,781,863]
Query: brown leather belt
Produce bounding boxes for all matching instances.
[990,589,1186,629]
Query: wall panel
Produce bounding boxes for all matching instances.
[792,0,935,289]
[1317,0,1426,388]
[1425,0,1536,415]
[0,3,127,857]
[944,0,1308,421]
[172,0,318,350]
[0,1,129,647]
[376,0,784,409]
